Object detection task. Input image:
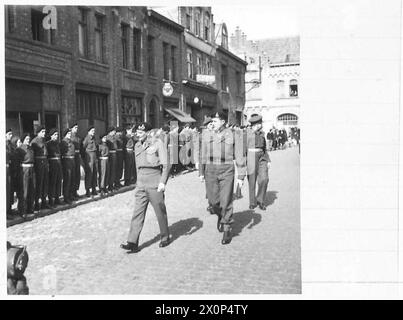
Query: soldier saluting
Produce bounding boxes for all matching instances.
[244,114,271,211]
[200,112,246,245]
[121,122,172,253]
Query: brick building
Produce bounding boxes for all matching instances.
[5,5,246,136]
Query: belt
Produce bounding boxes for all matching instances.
[209,157,231,163]
[49,157,61,160]
[75,150,80,153]
[6,163,10,167]
[62,156,75,159]
[99,156,109,160]
[21,163,34,167]
[86,150,96,153]
[126,148,133,151]
[35,156,47,159]
[116,149,123,152]
[109,150,116,153]
[248,148,264,152]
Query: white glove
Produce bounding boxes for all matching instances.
[267,162,271,170]
[236,179,244,188]
[157,183,166,192]
[199,175,205,182]
[195,163,199,170]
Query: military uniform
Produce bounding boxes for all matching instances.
[106,132,117,190]
[124,133,135,186]
[46,138,62,206]
[115,131,124,187]
[82,132,98,195]
[15,142,35,216]
[60,132,76,203]
[200,123,246,243]
[31,134,49,209]
[71,132,82,197]
[98,139,109,193]
[6,138,12,215]
[125,131,171,248]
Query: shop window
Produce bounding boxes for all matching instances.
[121,96,143,127]
[289,79,298,97]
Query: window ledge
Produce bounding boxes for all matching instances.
[276,96,299,100]
[79,58,109,68]
[122,68,143,76]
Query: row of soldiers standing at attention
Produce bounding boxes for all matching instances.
[6,124,138,220]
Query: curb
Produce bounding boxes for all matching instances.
[6,184,137,228]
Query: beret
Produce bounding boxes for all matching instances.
[63,128,72,137]
[203,117,212,126]
[6,128,12,134]
[212,112,226,121]
[36,125,46,134]
[107,126,116,133]
[136,122,152,132]
[21,133,30,142]
[87,126,95,132]
[49,128,58,137]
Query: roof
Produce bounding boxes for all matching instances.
[257,36,300,64]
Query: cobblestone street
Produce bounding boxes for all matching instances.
[7,147,300,295]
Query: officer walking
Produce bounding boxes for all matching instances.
[60,128,76,205]
[124,125,135,186]
[245,114,271,211]
[98,132,109,197]
[82,126,98,197]
[70,123,81,199]
[46,129,62,207]
[106,127,117,192]
[200,112,246,245]
[31,126,50,211]
[120,122,172,253]
[15,133,35,219]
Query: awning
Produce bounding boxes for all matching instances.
[164,108,196,123]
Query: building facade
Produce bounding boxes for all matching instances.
[5,5,246,137]
[230,28,300,133]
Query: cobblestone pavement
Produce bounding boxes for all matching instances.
[7,147,300,295]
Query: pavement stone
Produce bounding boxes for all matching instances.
[7,147,300,295]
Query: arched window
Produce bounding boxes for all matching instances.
[148,98,158,128]
[185,7,193,31]
[289,79,298,97]
[204,12,210,41]
[194,9,201,36]
[222,25,228,49]
[277,80,285,98]
[277,113,298,126]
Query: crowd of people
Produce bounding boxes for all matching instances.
[266,127,300,151]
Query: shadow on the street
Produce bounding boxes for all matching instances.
[138,217,203,250]
[263,191,278,207]
[231,210,262,238]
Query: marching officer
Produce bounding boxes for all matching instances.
[98,132,110,196]
[70,123,81,200]
[245,114,271,211]
[106,126,117,191]
[31,126,50,211]
[82,126,98,197]
[6,129,13,217]
[120,122,172,253]
[124,125,135,186]
[15,133,35,219]
[200,112,246,245]
[198,116,213,212]
[46,129,62,207]
[115,127,124,188]
[60,128,76,205]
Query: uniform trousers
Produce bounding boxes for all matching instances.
[108,153,117,189]
[62,158,75,201]
[116,150,123,184]
[98,158,109,190]
[84,151,97,191]
[124,151,134,184]
[20,167,35,214]
[205,163,235,231]
[48,159,62,200]
[247,151,269,207]
[34,159,48,204]
[127,168,169,245]
[74,153,81,193]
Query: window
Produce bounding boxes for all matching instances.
[205,57,211,75]
[277,80,286,98]
[163,42,169,80]
[94,15,104,63]
[133,27,142,72]
[196,54,202,76]
[222,25,228,49]
[148,98,158,128]
[278,113,298,126]
[194,9,201,36]
[171,46,177,81]
[186,50,194,79]
[221,64,228,91]
[31,9,55,44]
[76,91,108,127]
[147,36,155,76]
[289,79,298,97]
[121,23,129,69]
[204,13,210,41]
[78,9,88,57]
[121,96,143,127]
[285,54,291,62]
[185,7,193,31]
[236,71,242,95]
[5,5,15,33]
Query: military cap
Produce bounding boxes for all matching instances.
[212,112,226,121]
[70,123,78,129]
[6,128,12,134]
[203,117,212,126]
[136,122,152,132]
[21,133,30,143]
[63,128,72,137]
[49,128,58,137]
[249,114,263,124]
[87,126,95,132]
[35,125,46,134]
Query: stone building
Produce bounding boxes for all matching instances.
[230,28,300,133]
